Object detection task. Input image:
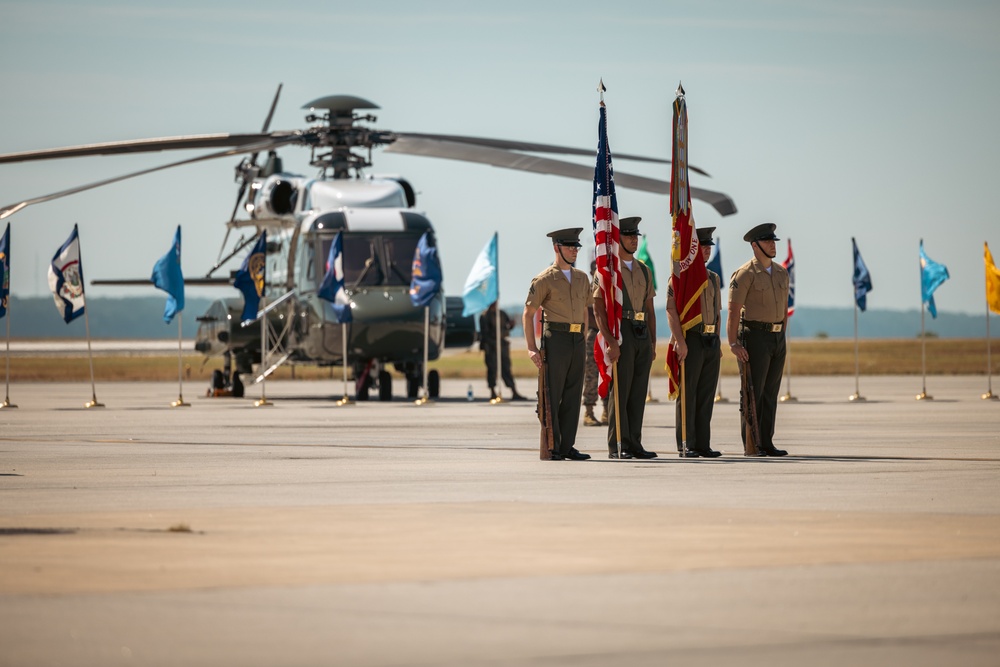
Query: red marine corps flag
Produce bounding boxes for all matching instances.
[592,85,623,401]
[666,84,708,399]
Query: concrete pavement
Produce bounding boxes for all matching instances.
[1,375,998,666]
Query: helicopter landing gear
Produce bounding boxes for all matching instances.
[427,370,440,399]
[378,370,393,401]
[406,374,420,399]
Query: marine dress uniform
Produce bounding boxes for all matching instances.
[669,226,723,457]
[593,216,657,459]
[728,223,790,456]
[524,228,592,460]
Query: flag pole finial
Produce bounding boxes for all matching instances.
[676,81,685,98]
[598,78,606,103]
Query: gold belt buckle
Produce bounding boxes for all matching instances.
[703,324,716,334]
[634,312,645,322]
[569,323,582,333]
[770,323,783,333]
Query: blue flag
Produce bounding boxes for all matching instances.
[317,232,353,323]
[409,231,442,308]
[852,237,872,312]
[462,232,498,317]
[151,225,185,324]
[919,239,949,319]
[782,239,795,317]
[0,223,9,320]
[234,231,267,322]
[706,236,722,279]
[47,224,86,324]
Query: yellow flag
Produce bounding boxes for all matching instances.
[986,242,1000,315]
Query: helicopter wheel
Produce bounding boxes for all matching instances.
[378,370,393,401]
[427,370,440,399]
[406,374,420,399]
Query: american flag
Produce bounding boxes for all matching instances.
[592,103,622,400]
[783,238,795,317]
[665,88,708,399]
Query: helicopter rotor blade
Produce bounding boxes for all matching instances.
[0,132,296,164]
[393,132,710,177]
[221,84,285,263]
[0,136,299,220]
[385,136,736,216]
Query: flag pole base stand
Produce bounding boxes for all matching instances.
[915,392,933,401]
[254,398,274,407]
[84,399,105,409]
[645,393,660,404]
[489,396,504,405]
[848,393,866,402]
[0,398,17,409]
[414,396,433,406]
[678,445,686,459]
[171,396,191,408]
[714,393,729,404]
[335,396,355,406]
[982,391,999,401]
[779,393,797,403]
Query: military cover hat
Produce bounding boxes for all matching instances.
[619,216,642,236]
[547,227,584,247]
[743,222,780,242]
[696,226,716,246]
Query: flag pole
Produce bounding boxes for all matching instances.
[679,362,687,457]
[984,293,996,400]
[780,338,796,402]
[612,360,622,459]
[415,306,430,405]
[916,295,932,401]
[79,230,103,409]
[336,322,353,406]
[1,299,15,409]
[171,312,189,407]
[849,302,865,401]
[490,235,503,405]
[255,298,272,406]
[714,368,728,403]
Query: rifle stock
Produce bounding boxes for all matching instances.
[537,347,555,459]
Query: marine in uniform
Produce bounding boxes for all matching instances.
[593,217,657,459]
[523,228,592,461]
[666,226,723,457]
[479,302,526,401]
[727,223,790,457]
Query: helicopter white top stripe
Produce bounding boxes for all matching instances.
[342,208,405,231]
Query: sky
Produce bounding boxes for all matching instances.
[1,0,999,318]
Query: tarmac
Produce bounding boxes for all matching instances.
[1,374,999,666]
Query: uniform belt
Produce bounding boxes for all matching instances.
[621,310,646,322]
[544,322,584,334]
[688,323,718,336]
[743,320,784,333]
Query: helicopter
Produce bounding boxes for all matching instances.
[0,87,737,401]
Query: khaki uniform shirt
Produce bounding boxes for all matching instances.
[591,259,655,313]
[525,264,591,324]
[666,270,721,326]
[728,258,789,323]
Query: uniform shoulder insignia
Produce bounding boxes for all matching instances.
[729,278,738,291]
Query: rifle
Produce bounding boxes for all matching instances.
[537,325,556,460]
[738,322,763,457]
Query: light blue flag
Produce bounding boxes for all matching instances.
[317,232,352,323]
[409,231,443,308]
[151,225,185,324]
[462,233,498,317]
[706,236,722,279]
[919,239,949,319]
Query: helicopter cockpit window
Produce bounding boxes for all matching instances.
[383,235,420,286]
[342,236,383,287]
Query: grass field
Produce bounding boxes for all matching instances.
[3,338,998,383]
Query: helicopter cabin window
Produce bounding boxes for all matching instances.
[340,236,383,287]
[383,235,420,286]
